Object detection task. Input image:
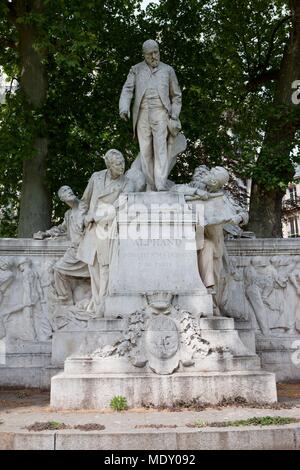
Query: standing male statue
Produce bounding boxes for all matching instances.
[77,149,132,316]
[119,39,182,191]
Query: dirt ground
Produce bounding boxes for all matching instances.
[0,382,300,414]
[0,383,300,441]
[277,382,300,400]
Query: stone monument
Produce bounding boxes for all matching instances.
[48,40,277,408]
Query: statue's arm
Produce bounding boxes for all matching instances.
[81,175,95,225]
[33,217,67,239]
[229,211,248,226]
[119,66,136,119]
[171,184,196,195]
[169,67,182,120]
[123,178,136,193]
[48,220,67,236]
[171,184,205,198]
[224,194,249,226]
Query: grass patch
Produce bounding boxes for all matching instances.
[26,421,70,431]
[110,395,128,411]
[135,424,177,429]
[25,421,106,431]
[188,416,299,428]
[16,390,32,399]
[73,423,105,431]
[141,396,294,412]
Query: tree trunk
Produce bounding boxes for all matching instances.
[248,0,300,237]
[12,0,51,237]
[248,184,284,238]
[18,138,51,237]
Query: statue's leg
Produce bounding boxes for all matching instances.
[246,286,270,336]
[52,247,88,302]
[99,265,109,298]
[53,268,72,301]
[137,108,155,190]
[87,256,101,312]
[151,107,169,190]
[197,239,214,288]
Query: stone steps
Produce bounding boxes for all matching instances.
[50,370,277,409]
[1,424,300,450]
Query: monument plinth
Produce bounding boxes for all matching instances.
[50,193,277,408]
[103,192,212,317]
[49,39,277,408]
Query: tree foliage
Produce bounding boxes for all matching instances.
[0,0,144,234]
[0,0,299,236]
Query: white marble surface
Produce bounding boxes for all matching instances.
[0,237,300,386]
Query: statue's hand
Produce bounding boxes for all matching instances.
[84,214,95,228]
[207,191,223,199]
[196,189,209,200]
[120,111,130,121]
[33,230,46,240]
[231,214,243,225]
[168,117,181,137]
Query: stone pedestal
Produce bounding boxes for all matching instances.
[50,193,277,408]
[51,317,277,408]
[51,371,277,409]
[106,192,212,317]
[0,237,299,388]
[51,318,124,366]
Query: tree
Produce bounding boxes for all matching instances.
[248,0,300,236]
[1,0,300,238]
[142,0,300,236]
[0,0,142,236]
[12,1,51,237]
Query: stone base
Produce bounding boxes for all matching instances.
[103,293,213,317]
[256,335,300,381]
[51,318,124,366]
[234,320,256,353]
[50,370,277,409]
[0,365,61,389]
[50,316,277,408]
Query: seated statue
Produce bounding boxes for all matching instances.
[33,186,90,302]
[185,165,248,315]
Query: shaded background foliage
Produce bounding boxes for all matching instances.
[0,0,299,235]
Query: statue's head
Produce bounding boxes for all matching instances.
[206,166,229,192]
[18,258,31,272]
[104,149,125,179]
[192,165,229,192]
[58,185,76,204]
[0,258,12,271]
[143,39,160,68]
[192,165,210,185]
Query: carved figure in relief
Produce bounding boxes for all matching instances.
[18,258,53,341]
[259,257,288,331]
[0,258,14,305]
[0,258,51,341]
[0,259,15,338]
[244,260,269,336]
[289,260,300,332]
[219,259,248,320]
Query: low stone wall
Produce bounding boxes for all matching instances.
[0,237,299,387]
[0,239,67,388]
[226,238,300,381]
